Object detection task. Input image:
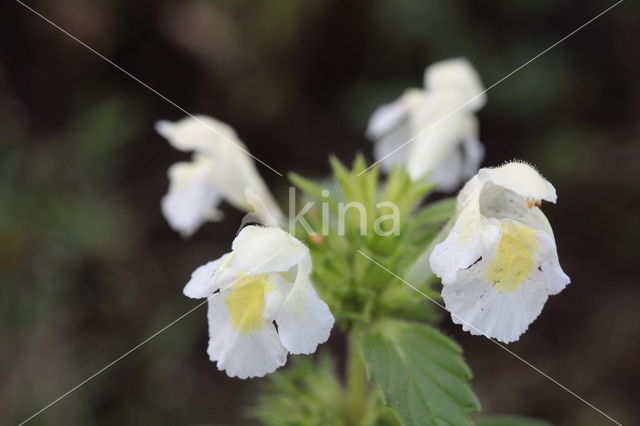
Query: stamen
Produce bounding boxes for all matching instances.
[525,198,542,209]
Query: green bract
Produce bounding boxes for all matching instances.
[289,156,450,329]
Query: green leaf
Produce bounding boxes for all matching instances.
[411,198,456,227]
[289,172,326,199]
[381,167,434,226]
[361,320,480,426]
[329,156,354,196]
[352,153,368,174]
[289,172,339,213]
[382,167,411,205]
[475,415,552,426]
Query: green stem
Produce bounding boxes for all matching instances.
[346,327,367,424]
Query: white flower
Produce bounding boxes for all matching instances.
[184,225,335,379]
[366,58,486,191]
[161,154,223,237]
[429,162,570,343]
[156,115,283,236]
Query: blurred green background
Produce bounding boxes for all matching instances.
[1,0,639,425]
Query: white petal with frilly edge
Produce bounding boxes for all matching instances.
[206,293,287,379]
[442,231,569,343]
[441,260,551,344]
[275,259,334,354]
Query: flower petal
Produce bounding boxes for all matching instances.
[155,115,239,153]
[245,186,283,227]
[161,156,223,237]
[207,143,272,213]
[441,227,569,343]
[429,146,465,192]
[372,120,412,173]
[183,254,229,299]
[430,175,497,283]
[413,111,484,192]
[231,226,309,273]
[206,294,287,379]
[441,261,551,343]
[430,219,500,284]
[461,117,484,178]
[368,91,424,173]
[405,94,468,181]
[479,182,554,234]
[424,57,486,111]
[536,232,571,295]
[366,98,409,140]
[275,259,334,354]
[478,162,557,203]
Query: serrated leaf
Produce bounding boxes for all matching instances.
[361,320,480,426]
[475,415,552,426]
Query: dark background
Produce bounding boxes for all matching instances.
[1,0,639,425]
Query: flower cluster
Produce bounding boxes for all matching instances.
[157,58,571,425]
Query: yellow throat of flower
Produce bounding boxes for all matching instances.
[225,274,273,334]
[486,223,538,293]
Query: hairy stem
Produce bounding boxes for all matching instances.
[346,327,367,423]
